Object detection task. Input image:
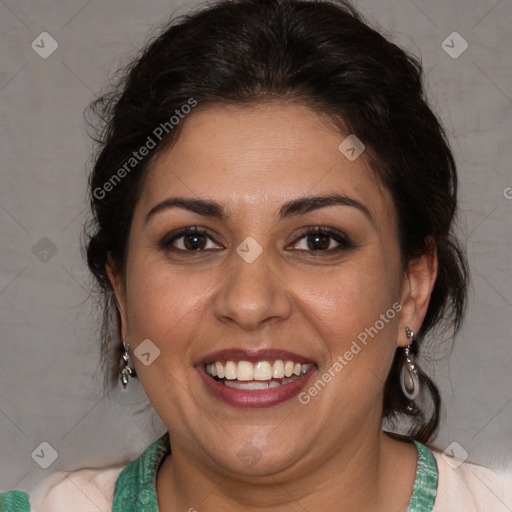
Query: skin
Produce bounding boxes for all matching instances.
[107,102,438,512]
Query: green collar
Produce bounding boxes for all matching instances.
[409,440,438,511]
[112,431,170,511]
[113,433,438,511]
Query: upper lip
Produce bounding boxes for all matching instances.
[197,348,316,365]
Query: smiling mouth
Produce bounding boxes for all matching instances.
[205,359,314,390]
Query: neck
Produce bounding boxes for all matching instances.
[156,429,418,512]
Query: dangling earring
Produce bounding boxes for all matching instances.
[120,339,136,388]
[400,327,420,402]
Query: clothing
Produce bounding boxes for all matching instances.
[1,432,511,511]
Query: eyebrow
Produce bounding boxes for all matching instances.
[144,194,374,225]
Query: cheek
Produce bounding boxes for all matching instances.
[304,257,399,329]
[122,260,206,411]
[297,256,401,389]
[123,255,202,349]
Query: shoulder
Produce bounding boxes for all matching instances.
[431,449,512,512]
[28,464,126,512]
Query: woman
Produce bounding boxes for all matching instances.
[1,0,510,510]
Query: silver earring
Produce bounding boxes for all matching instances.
[400,327,420,402]
[120,339,136,388]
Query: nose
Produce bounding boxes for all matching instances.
[212,248,293,331]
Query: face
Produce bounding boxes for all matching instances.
[109,102,433,478]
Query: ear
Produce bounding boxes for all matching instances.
[106,253,129,339]
[397,239,438,347]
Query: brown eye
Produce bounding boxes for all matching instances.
[305,233,331,251]
[182,232,208,250]
[292,227,355,253]
[160,227,223,252]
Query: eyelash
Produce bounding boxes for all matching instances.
[159,226,355,255]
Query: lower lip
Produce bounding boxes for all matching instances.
[196,365,316,408]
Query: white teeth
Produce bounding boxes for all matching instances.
[237,361,254,381]
[224,361,237,380]
[224,380,270,390]
[205,359,314,382]
[223,374,302,390]
[253,361,272,380]
[215,362,225,379]
[272,360,285,379]
[301,363,312,375]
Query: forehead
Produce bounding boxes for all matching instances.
[138,102,395,223]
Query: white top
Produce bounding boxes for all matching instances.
[27,450,512,512]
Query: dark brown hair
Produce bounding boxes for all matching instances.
[84,0,469,443]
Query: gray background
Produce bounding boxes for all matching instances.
[1,0,511,493]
